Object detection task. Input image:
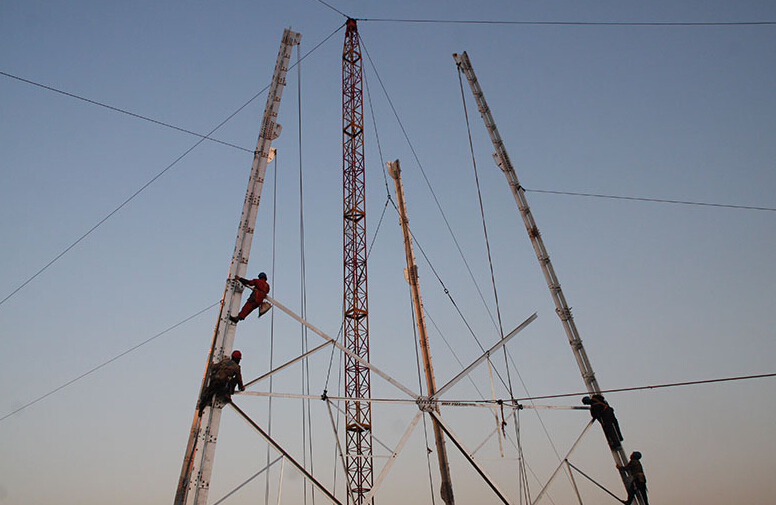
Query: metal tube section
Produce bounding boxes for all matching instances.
[229,402,344,505]
[243,340,333,388]
[238,391,584,411]
[387,159,455,505]
[239,391,586,412]
[452,51,639,502]
[174,29,301,505]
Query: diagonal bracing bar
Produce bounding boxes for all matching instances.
[361,411,423,503]
[229,402,344,505]
[266,295,419,399]
[428,409,512,504]
[435,313,537,399]
[243,340,333,389]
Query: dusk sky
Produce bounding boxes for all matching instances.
[1,1,775,504]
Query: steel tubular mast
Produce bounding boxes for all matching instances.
[342,18,375,504]
[452,51,643,503]
[173,29,301,505]
[387,160,455,505]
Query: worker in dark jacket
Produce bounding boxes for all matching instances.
[582,394,624,450]
[198,350,245,411]
[618,451,648,505]
[229,272,271,323]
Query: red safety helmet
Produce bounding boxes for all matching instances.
[231,350,242,360]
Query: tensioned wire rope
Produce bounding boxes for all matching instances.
[0,300,221,423]
[0,22,347,311]
[309,0,776,28]
[359,18,776,27]
[3,69,772,217]
[311,0,776,27]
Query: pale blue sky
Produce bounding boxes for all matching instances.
[1,1,775,504]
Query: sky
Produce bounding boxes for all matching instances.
[1,1,775,504]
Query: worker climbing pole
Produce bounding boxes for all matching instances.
[173,28,301,505]
[452,51,647,505]
[342,18,375,505]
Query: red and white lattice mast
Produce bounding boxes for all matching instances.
[342,18,374,505]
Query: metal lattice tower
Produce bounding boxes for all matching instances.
[342,18,374,504]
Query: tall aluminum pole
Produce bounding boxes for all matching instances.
[387,160,455,505]
[452,51,644,504]
[174,28,301,505]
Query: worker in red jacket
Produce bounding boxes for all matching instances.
[229,272,271,323]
